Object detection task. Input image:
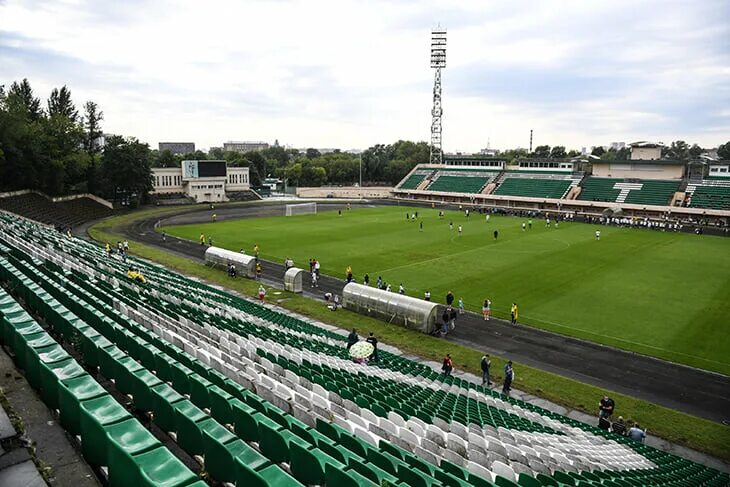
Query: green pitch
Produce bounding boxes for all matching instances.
[163,206,730,374]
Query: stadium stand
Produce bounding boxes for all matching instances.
[492,172,581,199]
[0,192,113,228]
[578,178,680,206]
[686,179,730,210]
[1,212,728,487]
[398,169,434,190]
[426,168,500,194]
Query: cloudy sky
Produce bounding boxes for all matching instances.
[1,0,728,152]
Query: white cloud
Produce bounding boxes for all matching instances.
[1,0,728,151]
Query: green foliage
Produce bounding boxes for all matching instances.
[532,145,551,158]
[663,140,690,160]
[549,145,566,159]
[99,135,152,205]
[716,141,730,160]
[0,78,100,195]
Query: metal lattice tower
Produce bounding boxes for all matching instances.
[430,29,446,165]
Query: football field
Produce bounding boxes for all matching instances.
[162,206,730,374]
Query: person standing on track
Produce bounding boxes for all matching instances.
[493,229,499,240]
[482,298,491,321]
[510,303,518,325]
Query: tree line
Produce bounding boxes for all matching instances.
[2,78,728,204]
[0,78,152,204]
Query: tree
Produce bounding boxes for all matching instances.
[533,145,550,158]
[688,144,703,159]
[8,79,42,121]
[549,146,566,159]
[156,149,177,168]
[99,136,152,206]
[663,140,689,160]
[567,149,581,158]
[591,146,606,157]
[47,86,78,121]
[82,101,103,155]
[305,148,321,159]
[718,141,730,160]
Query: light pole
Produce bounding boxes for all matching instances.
[359,153,363,198]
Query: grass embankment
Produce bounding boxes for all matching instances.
[89,209,730,462]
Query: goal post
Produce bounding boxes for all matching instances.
[285,202,317,216]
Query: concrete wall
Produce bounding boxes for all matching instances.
[0,190,113,208]
[593,163,684,180]
[296,186,393,198]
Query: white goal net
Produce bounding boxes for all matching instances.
[285,202,317,216]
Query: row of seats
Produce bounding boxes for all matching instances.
[1,212,728,487]
[686,181,730,210]
[578,178,680,206]
[0,193,113,228]
[0,258,204,487]
[493,172,579,199]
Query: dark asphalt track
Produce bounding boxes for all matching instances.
[112,200,730,425]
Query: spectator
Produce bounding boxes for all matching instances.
[257,285,266,302]
[458,297,465,315]
[598,416,611,430]
[424,290,431,301]
[628,424,647,443]
[611,416,627,436]
[366,333,379,362]
[446,291,454,306]
[449,306,457,331]
[441,308,450,335]
[255,262,262,280]
[502,361,514,395]
[482,298,491,321]
[347,329,358,349]
[510,303,518,325]
[363,274,370,286]
[599,395,615,419]
[442,354,453,376]
[480,354,492,386]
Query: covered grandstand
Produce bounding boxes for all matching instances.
[0,212,728,486]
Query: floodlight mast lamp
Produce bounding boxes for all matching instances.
[430,28,446,165]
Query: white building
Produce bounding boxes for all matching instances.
[151,160,250,202]
[223,141,270,153]
[629,141,663,160]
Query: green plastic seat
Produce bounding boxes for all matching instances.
[232,399,259,442]
[130,446,199,487]
[39,357,86,409]
[518,473,542,487]
[325,463,378,487]
[151,383,185,433]
[348,457,400,486]
[202,431,246,483]
[290,442,345,485]
[106,418,163,487]
[209,385,235,425]
[257,418,290,463]
[170,361,195,395]
[25,342,69,389]
[173,400,209,455]
[114,356,145,396]
[128,368,163,412]
[98,345,126,380]
[398,464,440,487]
[58,374,107,436]
[79,394,132,466]
[189,373,213,409]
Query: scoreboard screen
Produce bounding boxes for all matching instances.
[181,160,227,179]
[199,160,227,177]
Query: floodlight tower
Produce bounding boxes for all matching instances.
[430,28,447,165]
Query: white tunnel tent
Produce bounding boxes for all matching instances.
[342,282,440,333]
[204,246,256,278]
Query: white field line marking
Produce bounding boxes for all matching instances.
[520,313,730,367]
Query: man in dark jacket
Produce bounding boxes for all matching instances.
[347,329,358,350]
[446,291,454,306]
[366,332,379,362]
[611,416,627,436]
[480,354,492,386]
